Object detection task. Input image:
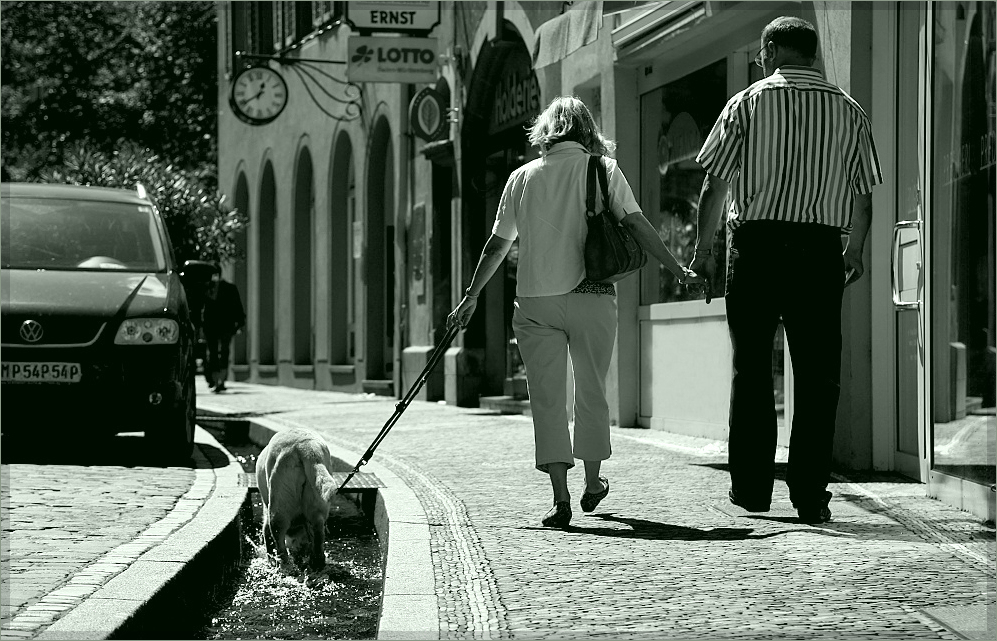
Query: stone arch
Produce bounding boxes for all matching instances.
[329,131,354,365]
[292,144,314,366]
[365,116,394,381]
[257,160,277,365]
[232,171,250,365]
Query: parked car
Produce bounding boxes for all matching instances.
[0,182,216,460]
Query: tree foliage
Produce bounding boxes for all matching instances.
[1,1,242,265]
[2,1,217,176]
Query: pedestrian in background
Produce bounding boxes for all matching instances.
[690,16,883,523]
[448,96,701,528]
[202,263,246,393]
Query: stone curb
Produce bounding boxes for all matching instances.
[195,403,440,641]
[31,425,247,640]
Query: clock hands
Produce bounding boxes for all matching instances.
[238,82,267,108]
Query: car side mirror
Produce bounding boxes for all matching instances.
[180,260,216,285]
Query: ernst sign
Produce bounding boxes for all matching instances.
[347,36,438,84]
[346,1,441,34]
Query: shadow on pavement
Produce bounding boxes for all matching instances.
[0,432,230,470]
[741,513,991,542]
[692,462,922,484]
[522,512,813,540]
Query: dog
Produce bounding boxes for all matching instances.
[255,428,338,571]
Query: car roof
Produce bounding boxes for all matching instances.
[1,182,152,206]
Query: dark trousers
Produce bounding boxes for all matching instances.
[725,221,845,508]
[204,333,232,386]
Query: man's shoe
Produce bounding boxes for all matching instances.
[214,383,227,393]
[795,491,833,524]
[728,489,771,512]
[580,477,609,513]
[541,501,572,528]
[797,505,832,524]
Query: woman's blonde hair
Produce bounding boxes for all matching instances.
[527,96,616,156]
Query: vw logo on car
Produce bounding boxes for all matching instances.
[19,319,43,343]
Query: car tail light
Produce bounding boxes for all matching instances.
[115,319,179,345]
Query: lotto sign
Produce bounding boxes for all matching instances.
[346,1,441,34]
[347,36,438,84]
[409,87,447,141]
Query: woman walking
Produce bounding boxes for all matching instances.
[448,96,701,527]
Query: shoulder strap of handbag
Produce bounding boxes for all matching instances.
[594,155,611,213]
[586,154,599,218]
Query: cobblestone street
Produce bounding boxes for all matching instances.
[199,381,997,639]
[0,430,239,639]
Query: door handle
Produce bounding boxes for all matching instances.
[892,219,922,310]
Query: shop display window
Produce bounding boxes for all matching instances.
[638,58,729,305]
[930,1,996,487]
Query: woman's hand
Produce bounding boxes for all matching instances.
[447,295,478,330]
[688,252,718,303]
[678,266,705,287]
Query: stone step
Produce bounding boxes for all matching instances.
[479,395,532,416]
[362,379,395,396]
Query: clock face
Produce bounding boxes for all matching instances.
[230,66,288,125]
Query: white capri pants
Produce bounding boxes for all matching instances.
[512,292,618,472]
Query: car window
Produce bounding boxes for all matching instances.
[1,197,167,272]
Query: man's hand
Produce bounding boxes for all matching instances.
[689,252,718,303]
[843,247,864,287]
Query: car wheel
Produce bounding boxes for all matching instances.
[146,370,195,462]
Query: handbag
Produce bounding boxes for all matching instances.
[584,155,647,284]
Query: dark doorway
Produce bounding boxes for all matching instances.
[258,162,277,365]
[233,173,250,366]
[293,147,314,367]
[366,118,395,384]
[330,133,354,365]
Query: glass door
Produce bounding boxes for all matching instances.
[927,1,996,514]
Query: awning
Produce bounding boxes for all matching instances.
[532,1,605,69]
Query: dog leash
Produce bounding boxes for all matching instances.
[337,322,462,493]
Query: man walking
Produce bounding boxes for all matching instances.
[202,263,246,393]
[691,16,882,523]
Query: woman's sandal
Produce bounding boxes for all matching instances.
[541,501,572,528]
[580,476,610,513]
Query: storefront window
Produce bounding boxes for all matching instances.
[638,58,729,305]
[930,1,996,487]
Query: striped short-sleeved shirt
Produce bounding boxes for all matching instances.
[696,66,883,233]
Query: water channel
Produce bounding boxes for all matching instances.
[197,425,383,640]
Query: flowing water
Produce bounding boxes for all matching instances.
[198,427,383,640]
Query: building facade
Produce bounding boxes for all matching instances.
[215,1,994,521]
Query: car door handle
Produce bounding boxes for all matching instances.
[892,219,922,310]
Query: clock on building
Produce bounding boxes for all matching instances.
[230,65,288,125]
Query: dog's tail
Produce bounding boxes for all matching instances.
[304,459,338,507]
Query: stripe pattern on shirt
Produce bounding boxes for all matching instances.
[696,66,883,233]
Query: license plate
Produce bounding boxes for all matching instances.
[1,362,82,384]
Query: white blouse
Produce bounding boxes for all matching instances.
[491,141,642,297]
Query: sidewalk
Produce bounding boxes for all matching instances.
[1,424,246,639]
[198,380,996,640]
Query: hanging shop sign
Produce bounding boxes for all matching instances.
[347,36,438,84]
[409,87,447,142]
[346,1,441,34]
[488,49,541,136]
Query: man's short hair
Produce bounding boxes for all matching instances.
[762,16,819,60]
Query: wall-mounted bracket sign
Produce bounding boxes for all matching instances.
[345,1,441,35]
[409,87,448,142]
[347,36,438,84]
